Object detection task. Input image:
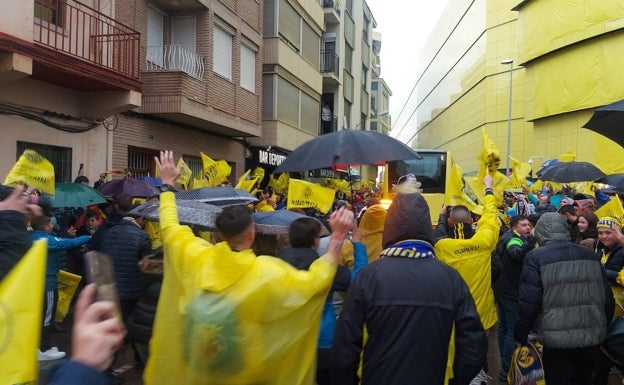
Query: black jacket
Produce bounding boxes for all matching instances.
[330,192,486,385]
[493,230,536,300]
[89,214,152,301]
[276,247,350,299]
[0,211,30,280]
[596,242,624,285]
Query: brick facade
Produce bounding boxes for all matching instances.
[114,0,262,177]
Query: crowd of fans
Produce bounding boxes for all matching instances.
[4,154,624,385]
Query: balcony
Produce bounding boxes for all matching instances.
[321,0,341,24]
[31,0,141,91]
[321,49,339,87]
[146,45,205,79]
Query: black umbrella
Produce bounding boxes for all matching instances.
[583,99,624,147]
[98,178,159,197]
[252,211,330,236]
[597,174,624,193]
[538,161,605,183]
[129,199,222,230]
[273,129,420,173]
[175,187,257,207]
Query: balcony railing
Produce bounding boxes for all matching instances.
[320,50,339,76]
[321,0,341,14]
[319,114,339,135]
[34,0,140,81]
[146,45,205,80]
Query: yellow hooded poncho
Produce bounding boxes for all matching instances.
[341,204,387,267]
[144,192,336,385]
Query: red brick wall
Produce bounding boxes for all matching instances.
[114,113,246,181]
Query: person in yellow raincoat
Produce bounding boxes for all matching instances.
[341,203,387,267]
[145,151,354,385]
[434,175,500,384]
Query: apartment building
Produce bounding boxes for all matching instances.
[0,0,262,183]
[370,31,391,136]
[0,0,141,181]
[115,0,263,181]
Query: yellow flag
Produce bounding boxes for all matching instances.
[477,129,502,180]
[191,171,211,189]
[445,158,477,211]
[4,149,55,194]
[55,270,81,322]
[509,156,532,189]
[176,158,192,190]
[236,170,259,192]
[287,179,335,213]
[251,167,265,184]
[200,152,231,187]
[595,196,624,223]
[270,173,290,194]
[557,148,576,162]
[0,240,47,384]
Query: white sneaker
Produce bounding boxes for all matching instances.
[38,347,66,361]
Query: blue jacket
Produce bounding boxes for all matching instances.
[48,361,109,385]
[29,230,90,291]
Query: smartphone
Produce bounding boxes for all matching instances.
[84,251,121,320]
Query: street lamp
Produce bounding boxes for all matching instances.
[501,59,513,175]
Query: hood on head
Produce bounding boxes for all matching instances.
[382,192,434,248]
[534,212,569,245]
[359,204,387,234]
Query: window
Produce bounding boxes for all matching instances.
[146,7,164,66]
[262,74,276,119]
[301,21,320,69]
[361,65,367,87]
[344,46,352,73]
[277,77,300,127]
[344,100,351,128]
[241,44,256,92]
[183,155,202,178]
[128,147,158,178]
[300,92,318,135]
[34,0,64,27]
[213,25,233,80]
[17,141,71,183]
[278,0,300,50]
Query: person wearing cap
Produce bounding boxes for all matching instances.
[514,213,613,385]
[435,175,500,384]
[595,216,624,316]
[331,190,486,385]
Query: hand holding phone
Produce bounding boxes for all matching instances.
[84,251,121,320]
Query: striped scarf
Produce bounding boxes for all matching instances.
[380,240,435,259]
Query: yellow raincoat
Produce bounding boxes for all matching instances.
[434,194,500,383]
[341,204,387,267]
[144,192,336,385]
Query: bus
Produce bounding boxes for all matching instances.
[382,149,451,226]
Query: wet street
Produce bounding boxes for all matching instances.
[39,315,143,385]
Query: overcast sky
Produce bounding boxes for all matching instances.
[366,1,450,142]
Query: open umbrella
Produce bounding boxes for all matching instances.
[53,182,108,208]
[98,178,159,198]
[273,129,420,174]
[597,174,624,193]
[175,187,257,207]
[583,99,624,147]
[538,161,605,183]
[252,211,329,236]
[129,199,222,230]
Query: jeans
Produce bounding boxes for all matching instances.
[496,296,519,375]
